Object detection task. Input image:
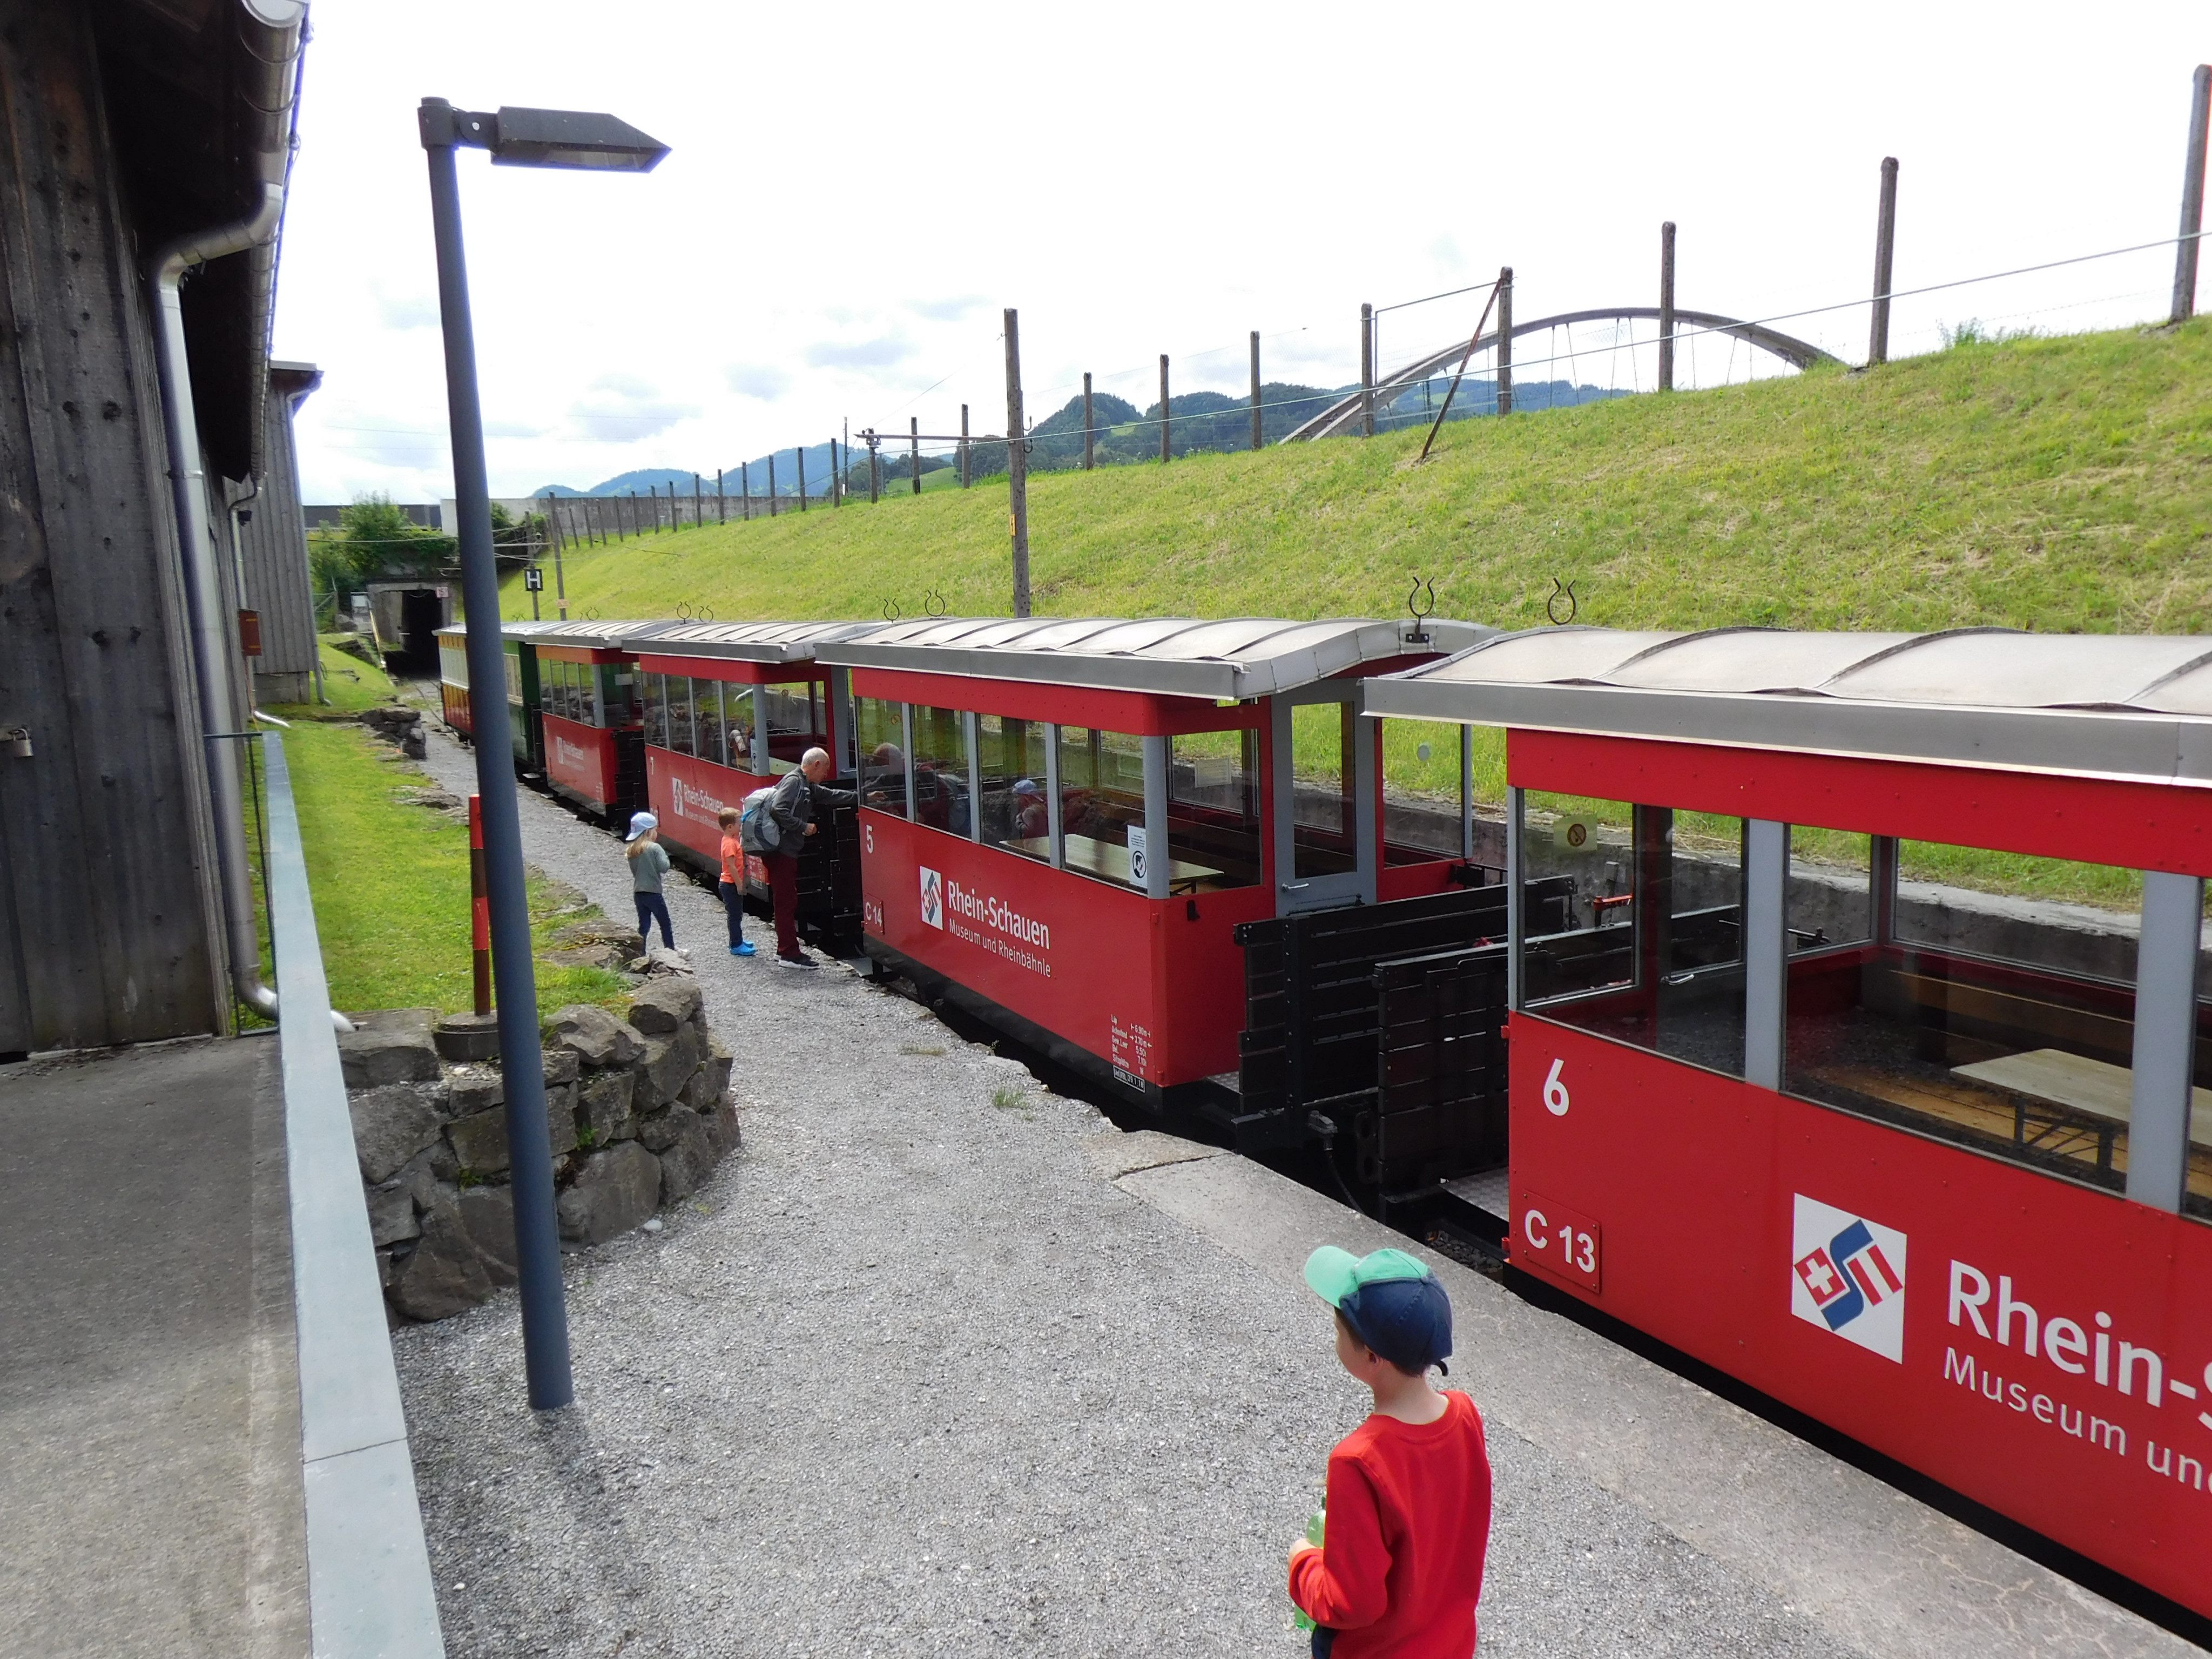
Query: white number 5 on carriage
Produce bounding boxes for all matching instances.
[1542,1058,1570,1117]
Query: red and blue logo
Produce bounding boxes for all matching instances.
[1790,1193,1907,1363]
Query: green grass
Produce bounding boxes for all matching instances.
[309,635,399,711]
[518,321,2212,639]
[272,719,630,1021]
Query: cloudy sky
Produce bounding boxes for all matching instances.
[276,0,2209,503]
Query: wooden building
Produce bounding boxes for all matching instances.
[0,0,310,1054]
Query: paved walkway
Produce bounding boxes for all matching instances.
[0,1035,306,1658]
[401,728,2191,1659]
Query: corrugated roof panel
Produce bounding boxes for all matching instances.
[1607,629,1920,692]
[1426,629,1684,683]
[1826,631,2212,707]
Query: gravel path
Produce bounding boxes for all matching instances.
[391,727,1880,1659]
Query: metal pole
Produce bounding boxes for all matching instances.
[911,416,921,495]
[1458,725,1474,860]
[1082,373,1094,470]
[797,444,808,512]
[420,110,572,1411]
[1658,221,1676,392]
[716,467,725,524]
[1005,307,1029,617]
[469,794,490,1015]
[693,471,703,529]
[1360,302,1374,436]
[1249,330,1262,450]
[1495,268,1514,416]
[1158,354,1170,463]
[1870,157,1898,366]
[741,461,751,521]
[867,433,880,503]
[960,403,971,487]
[2173,64,2211,324]
[548,494,568,619]
[767,453,778,517]
[831,440,842,507]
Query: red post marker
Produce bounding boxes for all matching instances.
[469,793,491,1016]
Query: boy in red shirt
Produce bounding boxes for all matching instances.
[1289,1247,1492,1658]
[715,807,756,957]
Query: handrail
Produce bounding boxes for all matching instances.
[263,732,446,1657]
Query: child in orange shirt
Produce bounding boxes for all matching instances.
[716,806,755,957]
[1289,1247,1493,1658]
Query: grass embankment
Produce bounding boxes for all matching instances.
[256,643,629,1021]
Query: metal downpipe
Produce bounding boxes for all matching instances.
[150,183,348,1034]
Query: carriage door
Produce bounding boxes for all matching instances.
[1271,684,1377,916]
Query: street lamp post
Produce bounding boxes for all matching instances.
[419,97,667,1411]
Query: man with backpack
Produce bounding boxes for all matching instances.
[753,746,857,969]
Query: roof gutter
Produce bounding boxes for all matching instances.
[147,1,345,1031]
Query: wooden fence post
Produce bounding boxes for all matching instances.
[767,454,778,517]
[693,471,703,529]
[868,433,880,503]
[545,494,568,619]
[1360,302,1374,436]
[797,445,808,512]
[1158,354,1170,463]
[832,439,842,507]
[1495,269,1514,416]
[960,404,971,487]
[1658,221,1676,392]
[1870,156,1899,366]
[740,461,751,521]
[1006,306,1030,617]
[2174,64,2211,323]
[1082,374,1094,470]
[911,416,922,495]
[1250,330,1263,450]
[716,468,725,524]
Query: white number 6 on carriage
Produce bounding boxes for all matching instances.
[1542,1058,1570,1117]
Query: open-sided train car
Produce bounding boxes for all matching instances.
[625,621,877,956]
[507,618,665,823]
[495,619,558,783]
[814,615,1518,1189]
[435,623,473,740]
[1368,625,2212,1623]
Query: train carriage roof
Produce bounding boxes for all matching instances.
[495,619,675,650]
[623,620,884,664]
[1367,626,2212,784]
[813,616,1495,701]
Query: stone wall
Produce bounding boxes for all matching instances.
[340,972,736,1321]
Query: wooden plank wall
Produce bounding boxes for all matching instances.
[239,376,318,702]
[0,2,227,1050]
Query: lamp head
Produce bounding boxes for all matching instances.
[420,98,668,172]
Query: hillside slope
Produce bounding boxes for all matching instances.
[507,321,2212,638]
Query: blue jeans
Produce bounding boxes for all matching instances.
[634,891,673,949]
[717,879,746,946]
[1310,1629,1335,1658]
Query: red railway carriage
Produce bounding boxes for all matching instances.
[813,616,1494,1121]
[522,619,664,822]
[1370,626,2212,1622]
[435,624,472,739]
[625,621,879,951]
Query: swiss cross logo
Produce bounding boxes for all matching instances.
[919,867,943,930]
[1789,1193,1907,1363]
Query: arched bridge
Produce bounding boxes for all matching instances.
[1283,306,1839,443]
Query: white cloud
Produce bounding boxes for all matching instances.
[725,362,791,400]
[804,335,915,370]
[909,295,986,322]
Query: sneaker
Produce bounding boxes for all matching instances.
[730,942,757,957]
[775,953,818,970]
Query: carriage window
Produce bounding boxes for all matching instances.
[856,698,908,820]
[640,674,665,748]
[1290,700,1357,879]
[1166,728,1260,891]
[910,706,972,836]
[1518,795,1749,1077]
[665,675,694,758]
[1790,828,1873,948]
[724,684,758,768]
[977,714,1051,861]
[1788,837,2144,1198]
[760,678,826,775]
[605,664,635,728]
[694,680,726,767]
[1056,726,1147,892]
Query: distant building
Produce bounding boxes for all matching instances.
[303,503,441,530]
[0,0,311,1054]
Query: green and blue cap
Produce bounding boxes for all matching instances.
[1304,1246,1453,1375]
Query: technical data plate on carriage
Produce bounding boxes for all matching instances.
[1513,1191,1602,1294]
[1108,1015,1153,1089]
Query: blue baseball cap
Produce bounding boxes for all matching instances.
[1304,1246,1453,1375]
